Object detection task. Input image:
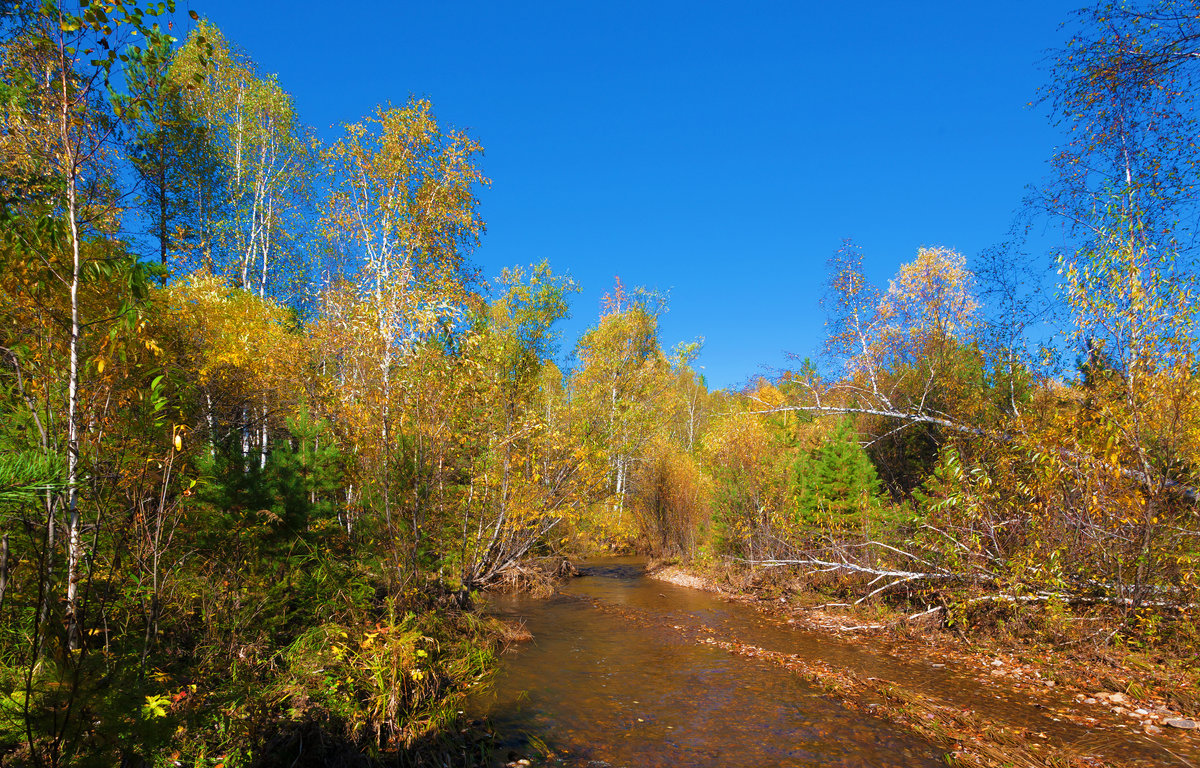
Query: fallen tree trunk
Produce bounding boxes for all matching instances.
[737,556,1199,611]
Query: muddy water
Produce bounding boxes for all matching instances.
[472,560,944,767]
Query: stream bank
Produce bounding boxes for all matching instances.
[469,558,1199,767]
[647,561,1200,768]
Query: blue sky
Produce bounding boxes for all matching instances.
[184,0,1081,390]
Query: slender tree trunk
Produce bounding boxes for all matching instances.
[259,195,273,297]
[241,405,250,470]
[158,92,169,273]
[0,534,9,613]
[60,58,84,650]
[65,178,83,651]
[377,267,394,541]
[204,389,217,459]
[259,398,268,470]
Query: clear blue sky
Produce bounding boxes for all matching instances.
[183,0,1081,390]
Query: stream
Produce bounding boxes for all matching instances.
[470,559,944,766]
[470,558,1196,767]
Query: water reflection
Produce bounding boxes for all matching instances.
[473,559,1194,767]
[474,559,943,767]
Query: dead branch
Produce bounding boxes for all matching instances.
[736,556,979,583]
[962,592,1199,610]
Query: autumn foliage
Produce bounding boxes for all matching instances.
[3,1,1200,766]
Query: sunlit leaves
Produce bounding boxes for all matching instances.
[167,21,317,297]
[1041,0,1200,262]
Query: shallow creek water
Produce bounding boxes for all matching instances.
[471,559,944,767]
[471,559,1196,767]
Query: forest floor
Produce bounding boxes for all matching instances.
[647,561,1200,768]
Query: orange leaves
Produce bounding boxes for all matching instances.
[824,242,978,397]
[746,381,785,412]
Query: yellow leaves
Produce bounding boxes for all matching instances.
[1063,218,1196,385]
[826,243,978,383]
[162,271,302,400]
[880,246,978,347]
[324,97,486,302]
[142,694,171,719]
[747,381,785,411]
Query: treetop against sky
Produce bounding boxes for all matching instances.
[184,0,1079,389]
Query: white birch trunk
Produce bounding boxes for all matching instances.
[62,78,83,651]
[259,400,268,470]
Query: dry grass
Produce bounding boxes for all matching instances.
[496,619,533,644]
[486,557,578,597]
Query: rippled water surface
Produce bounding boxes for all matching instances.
[472,559,1198,767]
[471,560,944,767]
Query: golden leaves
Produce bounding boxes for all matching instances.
[162,270,302,396]
[825,244,978,387]
[880,246,978,349]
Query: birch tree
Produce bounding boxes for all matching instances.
[319,98,485,557]
[170,21,315,299]
[571,282,671,537]
[454,263,588,586]
[10,0,180,652]
[1041,0,1200,265]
